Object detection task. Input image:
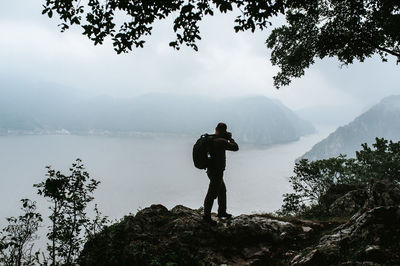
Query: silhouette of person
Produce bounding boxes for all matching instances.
[203,122,239,225]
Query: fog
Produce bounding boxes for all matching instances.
[1,0,400,113]
[1,1,400,257]
[0,129,333,225]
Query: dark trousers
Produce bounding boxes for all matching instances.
[203,168,227,217]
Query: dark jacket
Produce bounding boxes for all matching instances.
[208,137,239,170]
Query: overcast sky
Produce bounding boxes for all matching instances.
[1,0,399,112]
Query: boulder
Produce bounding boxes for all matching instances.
[78,205,330,266]
[329,189,368,217]
[364,178,400,208]
[291,206,400,265]
[326,179,400,217]
[320,183,364,207]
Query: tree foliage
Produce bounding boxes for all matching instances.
[267,0,400,87]
[34,159,106,266]
[42,0,400,87]
[0,159,108,266]
[0,199,42,266]
[280,137,400,216]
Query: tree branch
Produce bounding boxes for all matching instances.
[376,46,400,59]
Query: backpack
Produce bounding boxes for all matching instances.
[192,134,215,169]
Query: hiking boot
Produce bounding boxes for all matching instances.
[217,212,233,219]
[202,215,217,226]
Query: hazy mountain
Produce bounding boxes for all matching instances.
[0,79,315,144]
[300,95,400,161]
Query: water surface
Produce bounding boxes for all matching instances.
[0,128,332,226]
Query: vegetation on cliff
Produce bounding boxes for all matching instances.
[0,159,108,266]
[281,137,400,217]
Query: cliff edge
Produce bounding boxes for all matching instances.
[79,180,400,265]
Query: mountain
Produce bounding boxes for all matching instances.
[300,95,400,161]
[0,77,81,131]
[0,79,315,144]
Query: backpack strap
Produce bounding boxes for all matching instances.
[206,134,216,154]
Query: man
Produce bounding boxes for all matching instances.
[203,122,239,225]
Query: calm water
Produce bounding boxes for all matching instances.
[0,128,332,226]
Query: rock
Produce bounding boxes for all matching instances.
[363,245,388,263]
[302,226,312,233]
[364,178,400,209]
[329,189,368,217]
[340,262,381,265]
[320,183,364,207]
[79,206,327,266]
[322,179,400,218]
[292,206,400,265]
[291,249,327,266]
[78,180,400,265]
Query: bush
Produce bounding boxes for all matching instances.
[279,138,400,216]
[34,158,108,266]
[0,199,42,266]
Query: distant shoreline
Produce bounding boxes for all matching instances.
[0,129,325,151]
[0,129,196,138]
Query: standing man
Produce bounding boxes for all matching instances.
[203,122,239,225]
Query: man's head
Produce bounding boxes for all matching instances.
[215,122,229,138]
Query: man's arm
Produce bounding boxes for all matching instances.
[225,138,239,151]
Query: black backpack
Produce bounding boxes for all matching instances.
[192,134,215,169]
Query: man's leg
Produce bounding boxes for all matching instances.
[217,180,227,214]
[203,169,223,218]
[217,179,232,218]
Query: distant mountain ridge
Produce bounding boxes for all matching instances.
[300,95,400,161]
[0,80,314,145]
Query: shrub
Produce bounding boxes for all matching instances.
[0,199,42,266]
[279,138,400,216]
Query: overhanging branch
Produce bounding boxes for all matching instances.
[376,46,400,59]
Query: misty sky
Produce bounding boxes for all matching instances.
[1,0,399,113]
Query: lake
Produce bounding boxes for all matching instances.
[0,128,332,226]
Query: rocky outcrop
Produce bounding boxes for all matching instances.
[321,179,400,218]
[291,206,400,265]
[319,183,367,217]
[364,178,400,209]
[292,179,400,265]
[79,180,400,265]
[79,205,337,265]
